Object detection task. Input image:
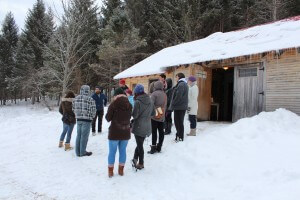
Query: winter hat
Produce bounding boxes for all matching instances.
[188,76,197,82]
[125,89,133,95]
[119,79,126,85]
[114,87,126,97]
[134,84,144,95]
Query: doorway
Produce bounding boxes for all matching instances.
[211,67,234,121]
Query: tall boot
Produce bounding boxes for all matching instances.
[147,145,157,154]
[118,165,124,176]
[108,166,114,178]
[187,129,196,136]
[64,143,73,151]
[58,141,63,148]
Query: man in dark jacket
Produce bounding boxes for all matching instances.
[119,79,129,92]
[169,73,188,142]
[72,85,96,157]
[91,86,107,135]
[164,78,173,135]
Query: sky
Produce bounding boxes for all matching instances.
[0,0,103,31]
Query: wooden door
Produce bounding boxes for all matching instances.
[233,64,264,121]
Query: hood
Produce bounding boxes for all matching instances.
[153,81,163,91]
[136,93,151,105]
[62,98,74,102]
[80,85,90,96]
[114,95,131,110]
[166,78,173,90]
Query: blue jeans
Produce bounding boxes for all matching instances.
[108,140,129,166]
[60,123,75,143]
[76,121,91,156]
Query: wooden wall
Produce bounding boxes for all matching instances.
[122,48,300,121]
[265,49,300,115]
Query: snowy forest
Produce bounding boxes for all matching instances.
[0,0,300,105]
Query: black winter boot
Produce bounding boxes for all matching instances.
[156,144,162,153]
[147,145,157,154]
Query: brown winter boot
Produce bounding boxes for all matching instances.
[58,141,64,148]
[108,166,114,178]
[118,165,124,176]
[187,129,196,136]
[64,143,73,151]
[136,163,144,170]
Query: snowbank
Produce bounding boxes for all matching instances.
[115,16,300,79]
[0,105,299,200]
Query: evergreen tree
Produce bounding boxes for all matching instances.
[0,12,19,105]
[22,0,55,103]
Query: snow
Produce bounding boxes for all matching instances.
[114,16,300,79]
[1,103,300,200]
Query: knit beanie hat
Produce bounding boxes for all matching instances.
[134,84,144,95]
[114,87,125,97]
[188,76,197,82]
[119,79,126,85]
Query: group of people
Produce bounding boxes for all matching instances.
[58,72,199,178]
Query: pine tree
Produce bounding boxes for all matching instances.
[97,6,146,99]
[21,0,55,103]
[101,0,122,27]
[0,12,19,105]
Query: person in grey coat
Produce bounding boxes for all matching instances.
[131,84,155,170]
[72,85,96,157]
[169,73,189,142]
[148,81,167,154]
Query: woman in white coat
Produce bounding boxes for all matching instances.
[187,76,199,136]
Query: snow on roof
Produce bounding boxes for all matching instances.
[114,16,300,79]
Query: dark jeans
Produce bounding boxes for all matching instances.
[151,119,164,146]
[189,115,197,129]
[134,135,145,165]
[174,110,186,140]
[92,109,104,132]
[164,111,173,133]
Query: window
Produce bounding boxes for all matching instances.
[239,68,257,77]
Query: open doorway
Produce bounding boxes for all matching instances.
[211,67,234,121]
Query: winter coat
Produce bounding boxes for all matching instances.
[105,95,132,140]
[132,93,155,137]
[128,95,134,107]
[72,85,97,122]
[169,79,189,111]
[188,82,199,115]
[150,81,167,122]
[92,92,107,111]
[165,78,173,110]
[121,85,129,92]
[59,98,76,124]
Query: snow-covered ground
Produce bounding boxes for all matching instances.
[1,103,300,200]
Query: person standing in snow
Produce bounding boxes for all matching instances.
[72,85,96,157]
[148,81,167,154]
[164,78,173,135]
[119,79,129,92]
[105,88,132,178]
[131,84,155,170]
[187,76,199,136]
[91,86,107,136]
[149,73,167,94]
[169,73,189,142]
[58,91,76,151]
[125,89,134,107]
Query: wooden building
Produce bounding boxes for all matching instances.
[114,16,300,122]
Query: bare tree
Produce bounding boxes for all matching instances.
[42,1,94,96]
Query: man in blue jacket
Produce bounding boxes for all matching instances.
[91,86,107,135]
